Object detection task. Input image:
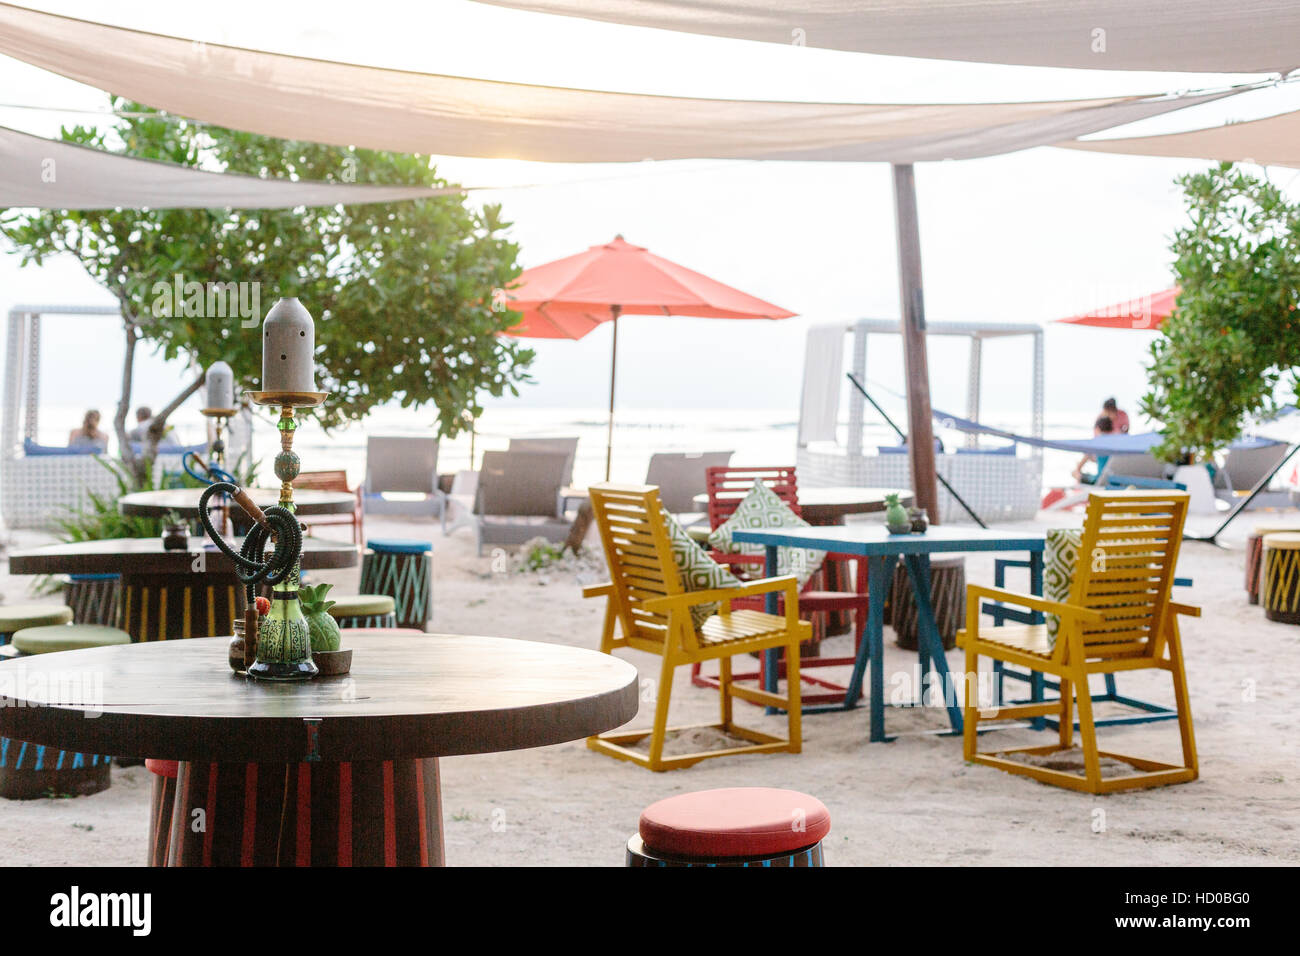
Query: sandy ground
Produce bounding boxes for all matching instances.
[0,503,1297,867]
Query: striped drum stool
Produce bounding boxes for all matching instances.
[63,573,121,626]
[1262,533,1300,623]
[0,623,130,799]
[627,788,830,868]
[1247,524,1300,605]
[361,539,432,630]
[0,604,72,645]
[890,555,966,651]
[328,594,397,629]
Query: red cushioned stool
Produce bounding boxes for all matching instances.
[627,787,830,867]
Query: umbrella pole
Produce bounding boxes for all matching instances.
[605,305,621,481]
[892,163,942,523]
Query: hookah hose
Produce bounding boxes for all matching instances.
[197,481,302,604]
[182,450,236,487]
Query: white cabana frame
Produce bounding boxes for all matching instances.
[797,318,1045,523]
[1,305,249,531]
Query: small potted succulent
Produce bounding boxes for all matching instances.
[161,510,189,550]
[301,583,351,676]
[884,493,912,534]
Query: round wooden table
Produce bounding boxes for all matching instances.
[0,635,638,866]
[119,487,356,518]
[8,538,358,641]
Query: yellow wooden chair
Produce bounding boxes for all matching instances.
[958,490,1199,793]
[583,483,808,771]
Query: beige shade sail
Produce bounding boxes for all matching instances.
[0,125,465,209]
[1060,109,1300,169]
[474,0,1300,74]
[0,3,1247,164]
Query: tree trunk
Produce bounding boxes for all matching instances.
[114,314,140,483]
[141,373,207,477]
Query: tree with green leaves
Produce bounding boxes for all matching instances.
[1142,163,1300,463]
[1,99,531,485]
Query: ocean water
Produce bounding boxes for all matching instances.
[30,402,1089,493]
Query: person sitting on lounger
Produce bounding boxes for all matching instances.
[67,409,109,451]
[1072,414,1114,484]
[1103,397,1130,434]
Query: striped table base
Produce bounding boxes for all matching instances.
[361,551,431,630]
[120,573,242,642]
[148,770,178,866]
[0,738,111,800]
[63,576,121,626]
[1246,534,1263,605]
[166,758,444,866]
[625,835,825,867]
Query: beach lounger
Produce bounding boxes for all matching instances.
[506,436,578,487]
[362,436,443,518]
[1215,441,1293,508]
[958,490,1198,793]
[584,483,805,771]
[472,450,572,555]
[643,450,733,514]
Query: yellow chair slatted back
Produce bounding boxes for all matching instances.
[1067,490,1188,661]
[589,484,685,646]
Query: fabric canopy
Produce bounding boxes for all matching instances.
[0,3,1247,164]
[1054,287,1178,330]
[1061,109,1300,169]
[474,0,1300,74]
[0,125,463,210]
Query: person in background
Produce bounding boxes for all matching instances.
[1072,414,1115,484]
[126,406,153,443]
[1103,397,1130,434]
[67,409,109,451]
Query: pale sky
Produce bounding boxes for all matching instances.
[3,0,1300,429]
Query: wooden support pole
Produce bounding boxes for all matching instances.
[891,164,941,523]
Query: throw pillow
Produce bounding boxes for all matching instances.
[707,479,826,588]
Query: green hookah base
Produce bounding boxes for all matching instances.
[246,658,319,681]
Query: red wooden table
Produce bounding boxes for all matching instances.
[0,635,638,866]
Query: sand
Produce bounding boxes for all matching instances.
[0,505,1297,867]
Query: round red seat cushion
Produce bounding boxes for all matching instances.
[145,759,179,778]
[639,788,830,859]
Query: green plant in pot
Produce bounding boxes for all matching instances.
[884,493,912,534]
[300,583,351,675]
[160,510,189,550]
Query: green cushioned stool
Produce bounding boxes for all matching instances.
[11,624,131,655]
[327,594,397,629]
[0,604,72,645]
[1,622,127,799]
[360,539,432,630]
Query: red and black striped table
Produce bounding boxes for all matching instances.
[0,635,638,866]
[8,537,358,641]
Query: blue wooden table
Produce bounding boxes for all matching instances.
[731,524,1046,742]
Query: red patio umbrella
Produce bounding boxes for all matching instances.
[505,236,797,479]
[1054,286,1179,330]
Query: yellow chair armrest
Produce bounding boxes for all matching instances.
[581,583,614,599]
[967,584,1106,625]
[1169,602,1201,618]
[641,575,800,614]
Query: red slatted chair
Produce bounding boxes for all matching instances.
[690,465,868,705]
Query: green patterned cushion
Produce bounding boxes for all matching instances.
[1044,526,1157,648]
[1043,528,1081,647]
[663,511,742,629]
[706,480,826,588]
